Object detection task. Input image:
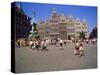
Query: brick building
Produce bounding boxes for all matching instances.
[11,3,32,39]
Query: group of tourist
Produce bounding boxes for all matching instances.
[16,39,29,48]
[29,40,48,51]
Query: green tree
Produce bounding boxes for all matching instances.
[79,31,85,39]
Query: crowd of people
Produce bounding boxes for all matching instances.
[16,38,97,57]
[29,38,67,50]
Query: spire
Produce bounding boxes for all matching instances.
[76,17,80,22]
[82,17,87,25]
[31,9,37,23]
[52,8,57,19]
[60,13,66,20]
[46,17,50,23]
[83,17,86,23]
[52,8,56,13]
[69,14,73,18]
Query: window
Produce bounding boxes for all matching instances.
[76,27,81,29]
[67,29,74,33]
[50,20,59,23]
[76,23,80,25]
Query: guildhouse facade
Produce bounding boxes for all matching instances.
[37,8,88,40]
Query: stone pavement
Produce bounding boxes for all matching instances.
[15,43,97,73]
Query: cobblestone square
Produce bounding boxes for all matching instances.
[15,43,97,73]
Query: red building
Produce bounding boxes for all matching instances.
[11,3,32,39]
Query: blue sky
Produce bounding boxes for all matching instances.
[15,2,97,32]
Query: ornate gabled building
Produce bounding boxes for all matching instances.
[37,8,88,40]
[66,15,75,40]
[75,18,88,39]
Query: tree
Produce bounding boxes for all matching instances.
[89,27,97,39]
[79,31,85,39]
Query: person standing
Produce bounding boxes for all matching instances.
[30,40,33,49]
[74,40,80,55]
[79,43,84,57]
[59,39,63,49]
[41,40,45,50]
[44,40,48,51]
[35,40,39,50]
[64,40,67,46]
[31,42,36,50]
[86,39,89,44]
